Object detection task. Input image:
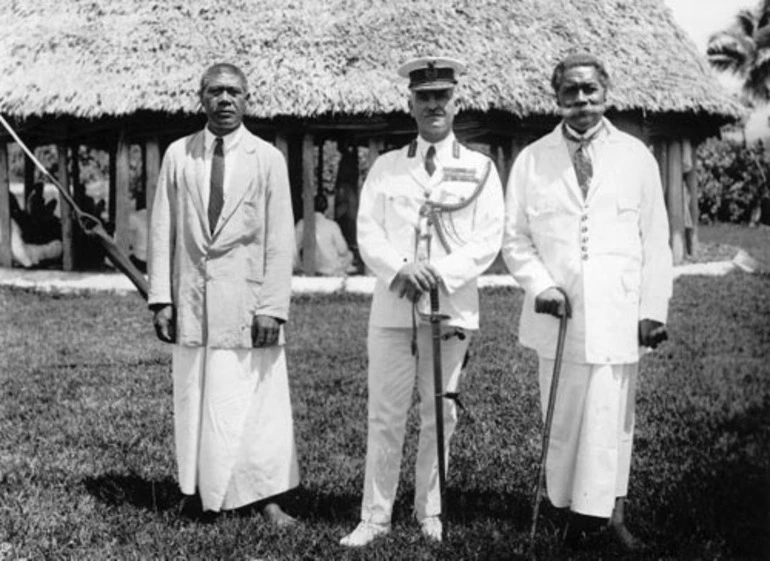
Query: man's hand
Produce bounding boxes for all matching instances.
[392,262,441,303]
[535,287,569,318]
[152,304,176,343]
[639,319,668,349]
[252,315,281,347]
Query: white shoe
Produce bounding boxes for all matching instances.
[339,521,391,547]
[420,516,442,542]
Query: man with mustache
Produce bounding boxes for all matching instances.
[502,53,673,551]
[340,56,504,547]
[148,63,299,525]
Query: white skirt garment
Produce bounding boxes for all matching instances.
[172,344,300,512]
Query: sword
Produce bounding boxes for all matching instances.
[429,285,450,540]
[529,288,571,553]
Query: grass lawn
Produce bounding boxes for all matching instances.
[0,227,768,560]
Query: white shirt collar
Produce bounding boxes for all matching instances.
[563,118,608,143]
[204,123,244,153]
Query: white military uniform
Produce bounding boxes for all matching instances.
[356,131,504,523]
[502,118,673,517]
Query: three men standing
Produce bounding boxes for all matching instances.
[148,63,299,525]
[502,53,673,550]
[146,53,673,553]
[340,57,505,547]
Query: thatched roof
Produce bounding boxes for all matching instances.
[0,0,743,122]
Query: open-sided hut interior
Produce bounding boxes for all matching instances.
[0,0,743,273]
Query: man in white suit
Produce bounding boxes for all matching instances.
[340,57,505,546]
[148,63,298,525]
[502,53,672,550]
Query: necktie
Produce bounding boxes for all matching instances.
[208,137,224,234]
[563,124,600,198]
[573,143,592,198]
[425,145,436,177]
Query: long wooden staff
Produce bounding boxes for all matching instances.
[529,288,571,552]
[0,115,149,300]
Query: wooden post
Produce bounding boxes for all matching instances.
[108,142,116,230]
[114,130,131,255]
[24,152,35,210]
[666,139,685,265]
[0,143,11,267]
[367,137,384,175]
[144,137,161,214]
[684,139,699,256]
[70,142,83,268]
[275,133,289,163]
[301,134,316,275]
[57,143,74,271]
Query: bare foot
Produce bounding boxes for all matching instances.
[261,502,297,528]
[609,520,645,551]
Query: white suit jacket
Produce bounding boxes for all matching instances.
[502,119,673,364]
[358,135,504,330]
[148,127,294,348]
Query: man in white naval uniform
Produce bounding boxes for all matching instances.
[502,53,672,551]
[148,63,299,525]
[340,57,505,546]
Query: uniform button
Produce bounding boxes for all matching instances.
[581,226,588,233]
[581,215,588,222]
[582,255,588,260]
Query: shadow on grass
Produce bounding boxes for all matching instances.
[83,473,181,512]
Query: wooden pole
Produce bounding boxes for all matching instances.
[70,142,83,268]
[301,134,316,275]
[684,139,699,256]
[367,137,384,173]
[0,142,10,267]
[144,137,161,214]
[24,151,35,210]
[114,130,131,255]
[666,139,685,265]
[57,142,74,271]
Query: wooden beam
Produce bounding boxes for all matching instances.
[0,143,11,267]
[301,134,317,275]
[666,139,685,265]
[114,130,131,255]
[144,137,161,213]
[57,142,74,271]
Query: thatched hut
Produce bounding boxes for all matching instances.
[0,0,743,271]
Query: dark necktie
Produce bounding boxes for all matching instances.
[208,137,224,234]
[425,145,436,177]
[563,124,600,198]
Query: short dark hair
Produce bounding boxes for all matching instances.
[551,53,610,93]
[199,63,248,95]
[314,194,328,214]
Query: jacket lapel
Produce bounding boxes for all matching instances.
[543,126,584,206]
[182,132,209,236]
[213,132,257,236]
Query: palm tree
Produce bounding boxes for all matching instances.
[707,0,770,102]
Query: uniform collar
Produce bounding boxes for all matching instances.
[416,131,457,161]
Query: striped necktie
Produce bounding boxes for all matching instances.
[208,137,224,234]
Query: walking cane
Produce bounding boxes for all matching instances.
[0,114,149,300]
[429,285,450,539]
[529,289,571,552]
